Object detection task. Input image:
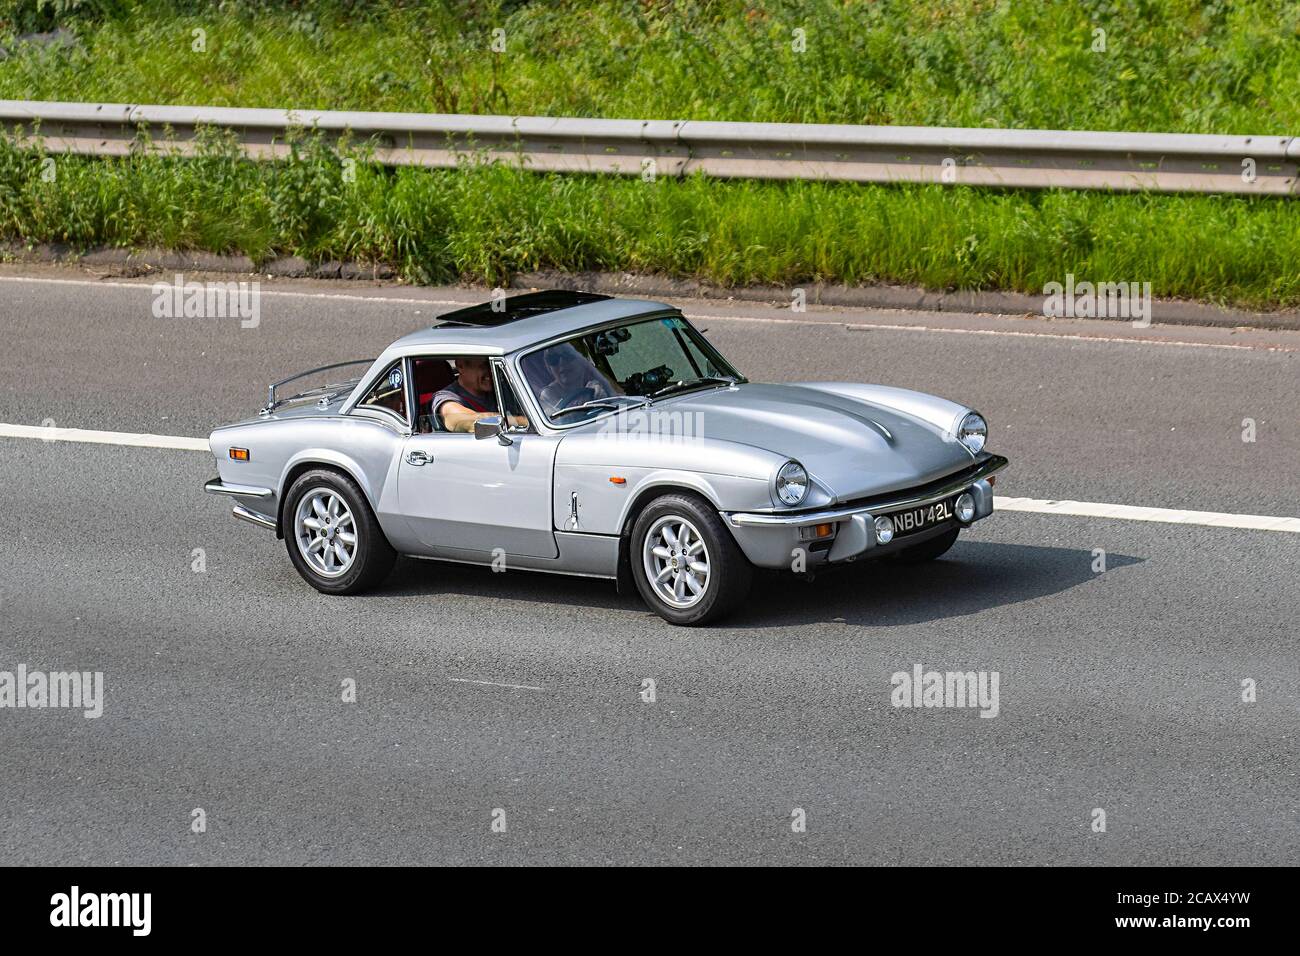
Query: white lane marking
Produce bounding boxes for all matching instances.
[2,422,1298,534]
[0,422,209,451]
[448,678,544,692]
[696,313,1297,352]
[995,496,1300,533]
[2,275,1294,351]
[0,275,467,308]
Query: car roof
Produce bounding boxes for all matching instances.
[382,293,677,357]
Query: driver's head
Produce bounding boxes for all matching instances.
[454,356,494,397]
[544,344,587,388]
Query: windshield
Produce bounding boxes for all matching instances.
[519,314,745,424]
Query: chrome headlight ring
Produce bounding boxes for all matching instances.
[775,460,809,506]
[957,411,988,454]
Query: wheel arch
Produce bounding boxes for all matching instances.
[614,479,729,595]
[276,455,375,540]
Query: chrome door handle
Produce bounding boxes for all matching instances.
[406,450,431,466]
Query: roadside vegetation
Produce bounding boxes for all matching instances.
[1,1,1298,307]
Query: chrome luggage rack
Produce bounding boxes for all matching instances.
[260,359,375,415]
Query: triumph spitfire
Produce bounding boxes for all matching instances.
[204,291,1007,624]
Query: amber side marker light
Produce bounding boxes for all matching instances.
[609,476,627,485]
[229,448,250,461]
[799,522,837,541]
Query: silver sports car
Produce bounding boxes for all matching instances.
[205,291,1007,624]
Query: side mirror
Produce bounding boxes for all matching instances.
[473,415,512,445]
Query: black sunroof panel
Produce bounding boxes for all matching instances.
[434,290,612,327]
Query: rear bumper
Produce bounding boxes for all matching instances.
[231,503,277,530]
[205,478,278,532]
[204,478,274,498]
[721,454,1007,569]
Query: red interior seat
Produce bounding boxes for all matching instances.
[414,359,454,410]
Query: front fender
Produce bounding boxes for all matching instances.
[552,463,769,536]
[615,469,771,533]
[279,447,383,511]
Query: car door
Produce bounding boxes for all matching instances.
[397,359,559,559]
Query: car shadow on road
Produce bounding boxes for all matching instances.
[377,556,634,612]
[373,541,1142,629]
[725,541,1144,630]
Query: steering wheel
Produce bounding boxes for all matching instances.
[555,385,596,410]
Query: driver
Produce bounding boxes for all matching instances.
[433,357,527,433]
[537,343,614,413]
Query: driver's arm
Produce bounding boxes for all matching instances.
[439,401,528,433]
[439,401,491,434]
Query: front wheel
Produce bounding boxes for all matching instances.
[631,493,752,626]
[284,468,396,594]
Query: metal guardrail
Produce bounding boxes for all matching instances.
[1,99,1296,195]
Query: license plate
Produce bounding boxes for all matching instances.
[887,498,954,538]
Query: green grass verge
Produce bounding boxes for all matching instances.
[4,133,1296,307]
[1,1,1298,307]
[5,0,1299,132]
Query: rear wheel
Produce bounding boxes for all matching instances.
[631,493,752,626]
[894,526,960,564]
[284,468,396,594]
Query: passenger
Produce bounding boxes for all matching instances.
[537,343,615,413]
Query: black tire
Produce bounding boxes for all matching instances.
[894,526,961,564]
[283,468,396,595]
[630,492,752,626]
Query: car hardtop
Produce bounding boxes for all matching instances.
[380,293,678,360]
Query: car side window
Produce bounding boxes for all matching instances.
[493,361,529,432]
[356,360,408,423]
[411,356,457,434]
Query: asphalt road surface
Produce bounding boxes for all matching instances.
[1,266,1297,865]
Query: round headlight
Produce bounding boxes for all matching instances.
[775,461,809,506]
[955,492,976,523]
[874,515,895,544]
[957,412,988,454]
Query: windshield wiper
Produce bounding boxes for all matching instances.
[550,395,648,419]
[648,376,736,401]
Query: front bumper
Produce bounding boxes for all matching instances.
[721,454,1007,569]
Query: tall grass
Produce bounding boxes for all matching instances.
[3,1,1298,132]
[3,133,1296,307]
[1,1,1298,306]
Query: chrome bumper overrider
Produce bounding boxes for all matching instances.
[231,504,277,530]
[205,479,278,532]
[204,478,274,498]
[723,455,1008,528]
